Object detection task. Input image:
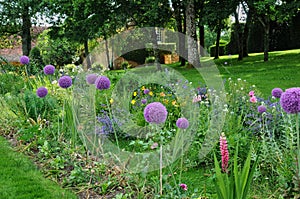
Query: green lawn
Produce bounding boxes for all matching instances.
[168,49,300,98]
[0,136,77,199]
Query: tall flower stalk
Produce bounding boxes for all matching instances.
[220,132,229,173]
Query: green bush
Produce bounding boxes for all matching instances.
[145,56,155,64]
[29,46,45,74]
[0,73,24,95]
[121,61,131,69]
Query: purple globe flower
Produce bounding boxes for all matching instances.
[176,117,189,129]
[280,87,300,114]
[257,105,267,113]
[58,76,72,88]
[141,99,147,104]
[144,89,150,94]
[95,76,110,90]
[272,88,283,98]
[36,87,48,98]
[43,65,55,75]
[144,102,168,124]
[20,55,30,65]
[86,74,98,84]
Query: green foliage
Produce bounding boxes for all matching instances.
[121,61,131,69]
[214,145,259,199]
[29,46,44,74]
[0,73,24,95]
[145,56,156,64]
[36,30,78,66]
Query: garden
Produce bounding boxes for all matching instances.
[0,48,300,199]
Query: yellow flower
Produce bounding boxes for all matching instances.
[110,98,114,104]
[141,86,145,90]
[133,91,137,96]
[131,99,136,105]
[172,100,176,106]
[149,91,153,96]
[163,99,169,104]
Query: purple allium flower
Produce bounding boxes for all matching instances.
[144,89,150,94]
[257,105,267,113]
[280,88,300,114]
[43,65,55,75]
[176,117,189,129]
[141,99,147,104]
[95,76,111,90]
[58,75,72,88]
[179,183,188,191]
[143,102,168,124]
[36,87,48,98]
[272,88,283,98]
[20,55,30,65]
[86,74,98,84]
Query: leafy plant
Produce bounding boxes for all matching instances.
[214,144,259,199]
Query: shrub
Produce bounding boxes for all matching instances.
[121,61,131,69]
[145,56,155,64]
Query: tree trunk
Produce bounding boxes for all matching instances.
[199,25,205,57]
[214,26,221,59]
[181,7,187,66]
[186,0,200,68]
[242,8,252,57]
[174,0,186,66]
[21,6,31,56]
[84,40,91,69]
[263,21,270,62]
[259,16,270,62]
[104,35,111,69]
[234,11,243,61]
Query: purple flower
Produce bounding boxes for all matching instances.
[272,88,283,98]
[150,142,158,149]
[86,74,98,84]
[257,105,267,113]
[280,88,300,114]
[43,65,55,75]
[36,87,48,98]
[141,99,147,104]
[20,55,30,65]
[143,102,168,124]
[144,89,150,94]
[176,117,189,129]
[95,76,111,90]
[179,183,188,191]
[58,76,72,88]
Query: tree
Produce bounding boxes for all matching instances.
[186,0,200,67]
[253,0,300,61]
[0,0,43,55]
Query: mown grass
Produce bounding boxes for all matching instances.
[168,49,300,98]
[0,136,77,199]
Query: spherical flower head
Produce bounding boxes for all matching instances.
[144,89,150,94]
[272,88,283,98]
[179,183,188,191]
[43,65,55,75]
[86,74,98,84]
[20,55,30,65]
[36,87,48,98]
[58,75,72,88]
[143,102,168,124]
[150,142,158,149]
[141,99,147,104]
[257,105,267,113]
[95,76,111,90]
[280,87,300,114]
[176,117,189,129]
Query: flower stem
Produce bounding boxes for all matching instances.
[160,135,163,195]
[296,113,300,179]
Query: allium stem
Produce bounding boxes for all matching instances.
[296,113,300,179]
[160,135,163,195]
